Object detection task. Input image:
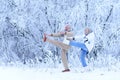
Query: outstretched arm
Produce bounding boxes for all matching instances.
[66,37,74,40]
[49,32,62,37]
[48,31,74,37]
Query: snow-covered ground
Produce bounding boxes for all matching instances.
[0,66,120,80]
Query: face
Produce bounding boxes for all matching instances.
[65,25,71,31]
[84,28,90,35]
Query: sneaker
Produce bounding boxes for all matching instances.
[43,34,47,42]
[62,69,70,72]
[80,66,91,73]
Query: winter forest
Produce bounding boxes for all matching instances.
[0,0,120,71]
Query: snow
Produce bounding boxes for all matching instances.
[0,0,120,80]
[0,67,120,80]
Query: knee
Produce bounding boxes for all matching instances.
[80,54,84,60]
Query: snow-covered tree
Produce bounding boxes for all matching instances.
[0,0,120,69]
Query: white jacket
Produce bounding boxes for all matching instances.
[74,32,95,52]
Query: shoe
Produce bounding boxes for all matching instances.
[81,66,91,73]
[62,69,70,72]
[43,33,47,42]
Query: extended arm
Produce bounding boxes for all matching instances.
[49,31,74,37]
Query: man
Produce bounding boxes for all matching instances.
[43,25,74,72]
[68,28,95,67]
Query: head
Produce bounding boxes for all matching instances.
[64,25,71,32]
[84,28,92,35]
